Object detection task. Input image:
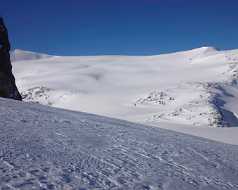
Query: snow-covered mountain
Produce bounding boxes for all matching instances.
[10,49,51,62]
[11,47,238,130]
[0,97,238,189]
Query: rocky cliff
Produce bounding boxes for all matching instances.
[0,18,22,101]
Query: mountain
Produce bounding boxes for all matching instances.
[0,97,238,189]
[10,49,51,62]
[11,47,238,132]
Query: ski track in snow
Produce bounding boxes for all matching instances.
[0,98,238,189]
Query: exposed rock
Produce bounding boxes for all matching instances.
[22,86,53,105]
[0,18,22,101]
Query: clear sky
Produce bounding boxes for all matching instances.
[1,0,238,55]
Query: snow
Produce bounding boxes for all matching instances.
[11,48,238,144]
[0,97,238,189]
[10,49,51,62]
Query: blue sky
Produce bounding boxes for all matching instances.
[1,0,238,55]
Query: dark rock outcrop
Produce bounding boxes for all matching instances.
[0,18,22,101]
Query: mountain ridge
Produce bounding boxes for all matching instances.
[10,46,227,60]
[10,49,51,62]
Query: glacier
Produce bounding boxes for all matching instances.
[10,47,238,144]
[12,47,238,127]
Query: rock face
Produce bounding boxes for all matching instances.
[0,18,22,101]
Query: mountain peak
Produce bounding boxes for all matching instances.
[198,46,217,50]
[189,46,218,53]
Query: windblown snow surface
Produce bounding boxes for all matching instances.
[0,98,238,189]
[11,47,238,144]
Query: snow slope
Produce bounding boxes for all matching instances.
[12,47,238,128]
[0,98,238,190]
[10,49,51,62]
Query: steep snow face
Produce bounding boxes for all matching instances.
[10,49,51,62]
[0,98,238,189]
[12,47,238,128]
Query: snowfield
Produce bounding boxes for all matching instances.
[0,98,238,190]
[11,47,238,143]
